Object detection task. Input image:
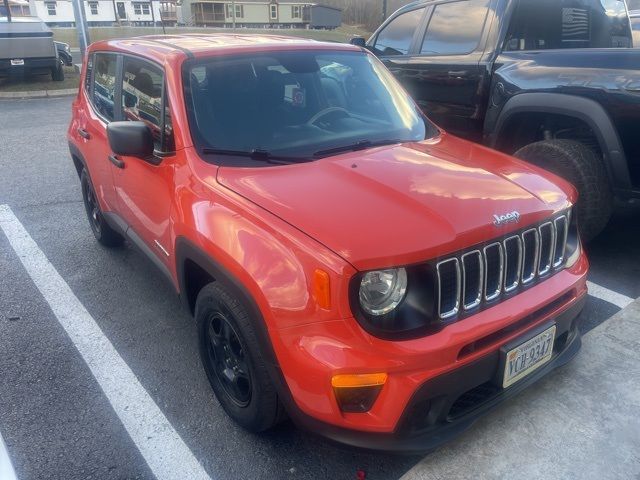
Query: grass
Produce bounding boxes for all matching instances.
[52,24,370,49]
[0,66,79,92]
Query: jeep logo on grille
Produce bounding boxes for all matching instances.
[493,211,520,226]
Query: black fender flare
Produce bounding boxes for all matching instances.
[68,141,88,178]
[486,92,631,190]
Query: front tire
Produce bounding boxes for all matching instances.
[52,59,65,82]
[196,282,284,432]
[80,169,124,247]
[514,139,612,242]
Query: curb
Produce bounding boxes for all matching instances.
[0,88,78,99]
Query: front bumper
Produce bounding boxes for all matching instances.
[266,254,588,453]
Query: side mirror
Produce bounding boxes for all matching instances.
[350,36,367,48]
[107,121,154,158]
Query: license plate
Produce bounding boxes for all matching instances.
[11,59,24,66]
[502,325,556,388]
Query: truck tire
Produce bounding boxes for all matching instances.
[52,60,64,82]
[80,169,124,247]
[514,139,612,242]
[195,282,285,432]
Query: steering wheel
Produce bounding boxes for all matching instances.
[306,107,351,127]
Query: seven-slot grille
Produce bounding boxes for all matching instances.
[436,213,570,320]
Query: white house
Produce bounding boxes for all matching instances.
[31,0,165,26]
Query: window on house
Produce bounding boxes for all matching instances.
[89,2,98,15]
[133,2,149,15]
[235,4,243,17]
[134,3,141,14]
[270,4,277,19]
[291,5,301,18]
[46,2,56,16]
[142,3,150,14]
[226,4,232,17]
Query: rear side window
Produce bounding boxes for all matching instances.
[420,0,491,55]
[92,53,117,121]
[121,56,174,152]
[373,7,425,56]
[505,0,632,51]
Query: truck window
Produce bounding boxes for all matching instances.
[373,7,426,56]
[92,53,118,122]
[504,0,632,51]
[121,56,174,152]
[420,0,491,55]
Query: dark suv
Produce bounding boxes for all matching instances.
[355,0,640,241]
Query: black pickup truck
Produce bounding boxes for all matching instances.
[353,0,640,241]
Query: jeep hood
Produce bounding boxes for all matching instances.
[216,133,574,271]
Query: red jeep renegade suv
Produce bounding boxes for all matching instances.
[68,34,588,452]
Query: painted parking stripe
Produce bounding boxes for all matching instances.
[0,205,212,480]
[0,430,18,480]
[587,281,635,309]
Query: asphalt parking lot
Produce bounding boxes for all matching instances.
[1,96,639,480]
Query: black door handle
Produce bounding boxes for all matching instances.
[77,128,91,140]
[108,154,125,169]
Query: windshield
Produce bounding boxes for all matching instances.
[183,50,435,165]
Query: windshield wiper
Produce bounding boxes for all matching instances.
[201,148,304,164]
[312,139,402,158]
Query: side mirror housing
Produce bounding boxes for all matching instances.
[107,121,154,158]
[350,36,367,48]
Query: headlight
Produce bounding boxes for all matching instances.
[359,268,407,315]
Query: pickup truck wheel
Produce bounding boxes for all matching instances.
[514,139,612,242]
[51,60,64,82]
[80,169,124,247]
[196,282,284,432]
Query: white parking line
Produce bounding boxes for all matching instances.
[587,281,635,309]
[0,430,18,480]
[0,205,212,480]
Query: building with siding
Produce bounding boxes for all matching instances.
[186,1,341,29]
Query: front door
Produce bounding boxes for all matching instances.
[111,55,175,270]
[116,2,126,19]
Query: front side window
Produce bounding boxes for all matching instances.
[184,50,434,165]
[122,56,173,152]
[373,7,425,56]
[505,0,632,50]
[420,0,490,55]
[92,53,117,121]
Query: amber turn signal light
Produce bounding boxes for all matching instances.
[312,269,331,309]
[332,373,387,413]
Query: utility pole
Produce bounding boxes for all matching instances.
[71,0,90,57]
[3,0,12,21]
[382,0,387,21]
[231,0,236,30]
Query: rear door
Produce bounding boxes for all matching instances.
[403,0,497,142]
[77,51,120,211]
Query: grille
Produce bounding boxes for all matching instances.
[436,213,570,320]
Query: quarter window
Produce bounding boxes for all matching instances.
[373,7,425,56]
[420,0,490,55]
[505,0,632,50]
[121,57,174,152]
[92,53,117,121]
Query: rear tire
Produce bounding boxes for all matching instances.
[514,139,612,242]
[80,169,124,247]
[196,282,284,432]
[52,60,64,82]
